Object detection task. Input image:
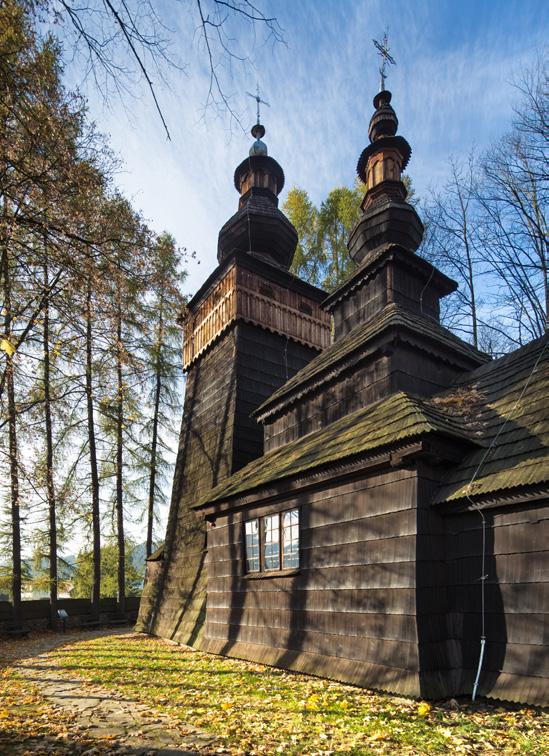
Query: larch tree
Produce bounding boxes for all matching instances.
[284,177,416,292]
[141,232,186,558]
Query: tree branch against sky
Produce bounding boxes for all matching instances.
[26,0,283,138]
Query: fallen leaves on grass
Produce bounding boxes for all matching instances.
[0,669,118,755]
[39,634,549,755]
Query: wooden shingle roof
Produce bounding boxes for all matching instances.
[432,334,549,503]
[194,391,475,509]
[255,303,489,420]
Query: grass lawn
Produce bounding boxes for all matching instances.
[4,632,544,755]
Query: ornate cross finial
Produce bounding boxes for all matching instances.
[246,83,270,125]
[373,31,396,92]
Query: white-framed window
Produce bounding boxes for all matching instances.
[263,514,280,570]
[243,509,300,574]
[244,519,260,572]
[282,509,300,569]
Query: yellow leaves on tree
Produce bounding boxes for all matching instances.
[0,337,15,357]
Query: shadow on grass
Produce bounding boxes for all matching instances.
[0,729,199,755]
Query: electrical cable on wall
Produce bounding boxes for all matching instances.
[466,337,548,701]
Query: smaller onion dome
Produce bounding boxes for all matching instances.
[249,123,268,156]
[357,90,411,186]
[368,90,398,141]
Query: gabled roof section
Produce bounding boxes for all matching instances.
[433,335,549,503]
[255,303,489,420]
[194,391,477,509]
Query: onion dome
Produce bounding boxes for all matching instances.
[217,122,297,269]
[357,90,411,191]
[249,123,268,156]
[349,90,423,263]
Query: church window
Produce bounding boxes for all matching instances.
[244,509,300,574]
[282,509,300,569]
[263,514,280,570]
[244,519,260,572]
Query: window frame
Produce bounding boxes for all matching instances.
[244,518,260,573]
[243,508,300,577]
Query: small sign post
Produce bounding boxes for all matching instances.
[57,608,68,633]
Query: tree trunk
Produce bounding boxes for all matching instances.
[146,294,165,558]
[85,280,101,619]
[146,368,162,557]
[43,257,58,629]
[116,300,125,616]
[2,247,21,622]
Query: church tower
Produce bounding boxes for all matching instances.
[137,119,330,643]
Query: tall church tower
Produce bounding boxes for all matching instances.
[137,120,330,643]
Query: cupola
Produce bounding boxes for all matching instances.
[348,89,423,262]
[217,121,298,269]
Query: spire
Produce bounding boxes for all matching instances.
[373,31,396,92]
[348,52,423,262]
[217,101,297,269]
[247,85,270,157]
[356,88,412,209]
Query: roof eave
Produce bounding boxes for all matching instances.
[194,430,481,516]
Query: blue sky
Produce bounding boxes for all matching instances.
[65,0,548,296]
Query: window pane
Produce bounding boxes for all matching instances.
[263,514,280,570]
[245,519,259,572]
[282,509,300,569]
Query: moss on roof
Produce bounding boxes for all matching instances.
[194,391,475,509]
[255,303,489,419]
[433,335,549,503]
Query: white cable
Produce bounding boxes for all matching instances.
[466,336,548,701]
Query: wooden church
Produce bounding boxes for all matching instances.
[137,79,549,706]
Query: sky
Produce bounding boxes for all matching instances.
[63,0,549,298]
[55,0,547,550]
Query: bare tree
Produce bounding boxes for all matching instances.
[476,58,548,343]
[28,1,284,137]
[421,154,484,348]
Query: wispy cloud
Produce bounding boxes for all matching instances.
[72,0,548,294]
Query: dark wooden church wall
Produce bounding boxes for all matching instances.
[201,469,425,696]
[415,470,456,699]
[263,356,392,451]
[332,262,440,340]
[263,345,467,453]
[138,323,320,643]
[441,502,549,706]
[136,558,164,633]
[234,323,318,468]
[138,330,239,640]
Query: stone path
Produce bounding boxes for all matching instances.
[9,631,222,755]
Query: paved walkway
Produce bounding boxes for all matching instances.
[8,630,221,755]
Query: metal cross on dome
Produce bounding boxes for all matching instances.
[373,31,396,92]
[246,84,270,125]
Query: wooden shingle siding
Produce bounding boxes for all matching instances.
[263,341,481,453]
[202,469,422,695]
[331,258,441,339]
[438,502,549,704]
